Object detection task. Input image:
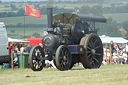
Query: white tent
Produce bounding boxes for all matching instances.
[100,35,128,44]
[8,38,29,43]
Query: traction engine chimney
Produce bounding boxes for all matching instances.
[47,8,53,28]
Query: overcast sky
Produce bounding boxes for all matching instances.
[1,0,46,2]
[1,0,77,2]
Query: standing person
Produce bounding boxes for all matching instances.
[9,43,13,55]
[27,44,32,53]
[13,44,19,58]
[110,41,114,55]
[23,45,28,52]
[110,41,115,64]
[20,45,25,53]
[13,44,19,64]
[126,42,128,64]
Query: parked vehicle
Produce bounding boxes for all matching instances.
[0,22,10,64]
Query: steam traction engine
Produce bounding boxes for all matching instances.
[29,8,107,71]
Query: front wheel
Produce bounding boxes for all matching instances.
[55,45,72,71]
[29,45,45,71]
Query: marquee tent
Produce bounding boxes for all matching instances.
[8,38,29,43]
[100,35,128,44]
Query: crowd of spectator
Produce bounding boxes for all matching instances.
[9,43,33,66]
[102,41,128,65]
[8,43,55,68]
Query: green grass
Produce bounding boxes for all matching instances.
[0,15,47,25]
[0,65,128,85]
[7,27,45,36]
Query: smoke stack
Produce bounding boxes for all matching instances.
[47,8,53,28]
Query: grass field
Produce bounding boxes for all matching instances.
[0,65,128,85]
[0,15,47,25]
[7,27,45,36]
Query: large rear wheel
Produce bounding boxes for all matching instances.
[80,33,103,69]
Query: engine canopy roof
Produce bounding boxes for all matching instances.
[53,13,107,25]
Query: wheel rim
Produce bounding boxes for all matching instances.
[80,33,103,68]
[29,45,45,71]
[55,45,71,71]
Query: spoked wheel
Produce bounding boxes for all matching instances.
[29,45,45,71]
[55,45,72,71]
[80,33,103,69]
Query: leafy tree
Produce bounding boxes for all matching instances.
[17,8,24,16]
[10,4,18,11]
